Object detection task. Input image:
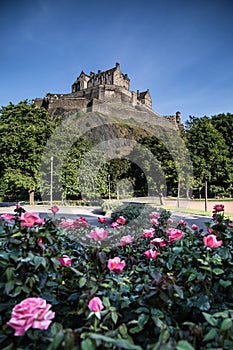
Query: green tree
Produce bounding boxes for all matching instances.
[211,113,233,197]
[106,159,132,198]
[211,113,233,158]
[185,116,231,198]
[0,101,56,204]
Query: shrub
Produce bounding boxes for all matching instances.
[0,204,232,349]
[101,199,123,214]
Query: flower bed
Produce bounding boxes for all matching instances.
[0,204,233,349]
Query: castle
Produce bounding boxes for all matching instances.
[35,62,182,128]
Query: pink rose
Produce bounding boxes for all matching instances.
[108,257,125,273]
[166,218,173,224]
[98,217,107,224]
[59,218,89,230]
[74,217,89,228]
[58,219,75,229]
[150,218,159,226]
[207,228,214,234]
[58,255,72,266]
[7,297,55,336]
[229,222,233,228]
[143,249,159,259]
[167,228,183,243]
[120,235,134,246]
[88,297,104,313]
[0,213,14,221]
[142,228,155,238]
[179,220,186,225]
[203,234,223,248]
[19,212,44,227]
[116,216,127,225]
[149,212,161,219]
[192,224,199,230]
[150,237,166,247]
[78,217,88,224]
[213,204,224,213]
[110,222,120,229]
[88,227,108,241]
[50,205,59,213]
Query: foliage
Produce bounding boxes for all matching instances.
[211,113,233,197]
[0,204,233,349]
[0,101,56,203]
[138,135,178,196]
[1,101,232,202]
[110,203,171,226]
[185,116,231,198]
[101,200,123,214]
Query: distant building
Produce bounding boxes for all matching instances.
[34,62,182,129]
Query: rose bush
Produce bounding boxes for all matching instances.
[0,203,232,349]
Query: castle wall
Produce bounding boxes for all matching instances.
[35,64,182,124]
[144,94,152,109]
[45,96,87,117]
[113,65,130,90]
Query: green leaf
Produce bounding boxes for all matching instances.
[5,267,15,281]
[187,273,196,282]
[134,307,149,314]
[1,343,14,350]
[176,340,195,350]
[213,310,229,318]
[111,311,118,324]
[172,247,183,254]
[159,328,170,343]
[70,267,83,276]
[103,296,111,307]
[220,318,233,331]
[79,277,87,288]
[81,338,96,350]
[90,333,142,350]
[212,267,224,275]
[203,328,217,341]
[130,314,149,334]
[202,312,217,326]
[47,323,64,350]
[4,280,15,294]
[199,266,211,272]
[193,295,210,311]
[219,279,232,288]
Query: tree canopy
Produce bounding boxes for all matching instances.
[0,101,232,202]
[185,115,232,197]
[0,101,56,203]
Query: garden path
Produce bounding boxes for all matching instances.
[0,202,212,231]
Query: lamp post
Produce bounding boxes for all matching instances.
[108,174,111,200]
[50,156,53,206]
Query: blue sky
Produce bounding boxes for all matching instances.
[1,0,233,122]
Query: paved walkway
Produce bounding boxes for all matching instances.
[0,202,212,231]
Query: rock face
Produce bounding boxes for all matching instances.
[34,62,152,118]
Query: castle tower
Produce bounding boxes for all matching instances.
[72,71,90,92]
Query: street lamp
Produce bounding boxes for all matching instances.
[50,156,53,206]
[108,174,111,200]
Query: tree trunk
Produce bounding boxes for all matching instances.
[29,190,35,206]
[177,179,180,208]
[159,192,164,205]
